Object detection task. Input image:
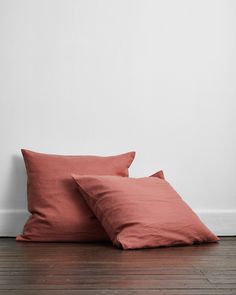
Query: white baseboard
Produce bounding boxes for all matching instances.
[0,209,30,237]
[0,209,235,237]
[196,209,236,236]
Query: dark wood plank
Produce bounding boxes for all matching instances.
[0,237,235,294]
[1,292,236,295]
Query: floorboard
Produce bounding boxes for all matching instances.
[0,237,235,295]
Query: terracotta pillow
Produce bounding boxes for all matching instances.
[16,149,135,242]
[72,173,219,249]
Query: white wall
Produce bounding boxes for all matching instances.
[0,0,236,236]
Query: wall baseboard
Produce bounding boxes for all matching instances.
[196,209,236,236]
[0,210,30,237]
[0,209,235,237]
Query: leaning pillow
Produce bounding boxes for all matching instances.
[17,149,135,242]
[72,174,219,249]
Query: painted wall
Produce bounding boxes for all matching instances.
[1,0,236,236]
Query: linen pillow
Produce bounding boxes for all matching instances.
[72,174,219,249]
[16,149,135,242]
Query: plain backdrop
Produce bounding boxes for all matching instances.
[0,0,236,235]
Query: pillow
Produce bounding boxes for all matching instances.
[16,149,135,242]
[72,173,219,249]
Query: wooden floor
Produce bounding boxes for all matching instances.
[0,238,236,295]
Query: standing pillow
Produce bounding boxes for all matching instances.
[72,174,219,249]
[17,149,135,242]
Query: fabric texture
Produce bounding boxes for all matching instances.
[73,173,219,249]
[17,149,135,242]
